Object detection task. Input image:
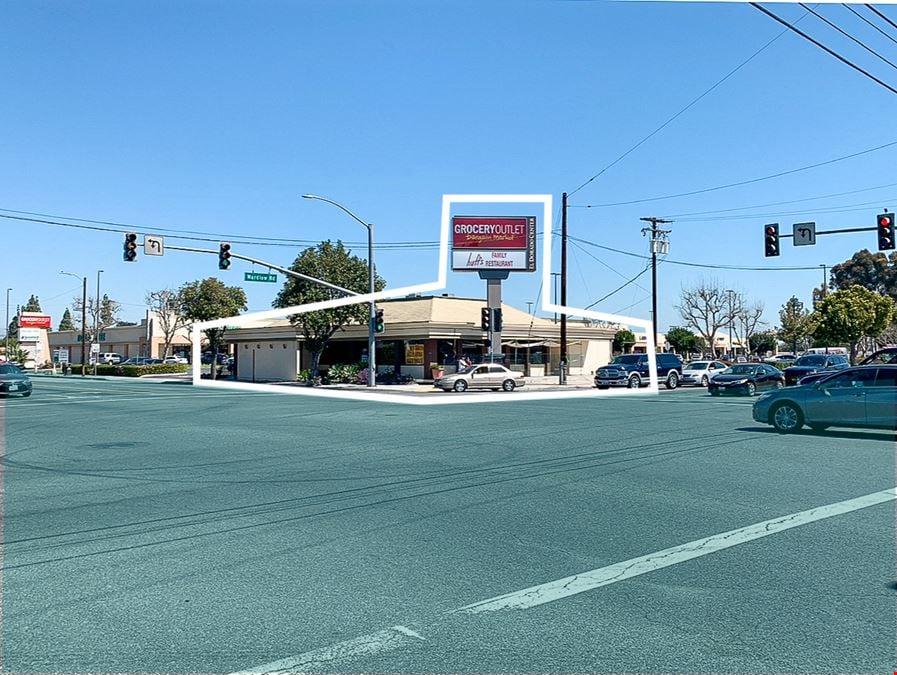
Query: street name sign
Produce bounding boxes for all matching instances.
[244,272,277,283]
[793,222,816,246]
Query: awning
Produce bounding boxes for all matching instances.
[503,339,560,348]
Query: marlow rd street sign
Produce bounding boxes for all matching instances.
[244,272,278,283]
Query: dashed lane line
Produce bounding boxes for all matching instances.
[231,486,897,673]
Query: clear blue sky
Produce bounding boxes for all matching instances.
[2,0,895,334]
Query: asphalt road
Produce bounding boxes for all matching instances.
[1,377,894,672]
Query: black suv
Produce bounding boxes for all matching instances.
[783,354,849,386]
[594,353,683,390]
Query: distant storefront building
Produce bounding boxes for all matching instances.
[224,295,617,382]
[48,310,193,364]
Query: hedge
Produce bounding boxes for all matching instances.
[81,364,190,377]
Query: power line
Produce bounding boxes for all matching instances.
[865,4,897,33]
[845,4,897,46]
[563,232,827,272]
[669,196,897,222]
[750,3,897,96]
[568,239,650,293]
[0,212,440,250]
[583,264,652,310]
[566,13,805,198]
[661,182,897,218]
[570,138,897,208]
[799,3,897,71]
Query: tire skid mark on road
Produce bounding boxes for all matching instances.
[3,433,756,567]
[230,486,897,674]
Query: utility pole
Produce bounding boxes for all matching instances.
[640,217,673,349]
[560,192,568,384]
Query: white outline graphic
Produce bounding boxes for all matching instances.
[191,194,658,404]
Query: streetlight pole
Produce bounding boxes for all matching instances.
[61,271,87,376]
[94,269,104,376]
[4,287,11,362]
[301,194,377,387]
[726,289,735,358]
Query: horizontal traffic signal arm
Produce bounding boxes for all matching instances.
[135,239,361,296]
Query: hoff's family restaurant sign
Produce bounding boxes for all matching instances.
[451,216,536,272]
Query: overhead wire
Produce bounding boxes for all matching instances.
[798,3,897,71]
[865,4,897,32]
[750,3,897,96]
[844,4,897,46]
[660,182,897,218]
[567,14,805,198]
[570,139,897,208]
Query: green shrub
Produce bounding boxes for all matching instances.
[89,364,189,377]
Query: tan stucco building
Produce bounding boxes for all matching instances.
[48,311,193,364]
[224,295,617,382]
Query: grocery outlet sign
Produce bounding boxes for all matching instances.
[451,216,536,272]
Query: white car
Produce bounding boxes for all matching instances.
[680,360,728,387]
[163,355,188,364]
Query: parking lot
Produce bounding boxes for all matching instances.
[1,376,894,672]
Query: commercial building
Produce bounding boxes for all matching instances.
[48,310,193,364]
[224,295,617,382]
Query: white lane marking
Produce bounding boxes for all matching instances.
[457,486,897,613]
[230,625,425,674]
[231,487,896,673]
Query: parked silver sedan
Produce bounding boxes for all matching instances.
[752,365,897,433]
[434,364,526,392]
[681,360,728,387]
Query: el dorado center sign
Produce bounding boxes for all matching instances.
[451,216,536,272]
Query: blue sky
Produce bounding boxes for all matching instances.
[2,0,896,334]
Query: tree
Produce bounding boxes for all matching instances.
[811,286,894,364]
[677,280,729,357]
[100,294,120,328]
[777,296,814,355]
[829,249,897,300]
[748,330,777,355]
[23,295,42,312]
[612,329,636,354]
[273,240,386,377]
[71,294,120,336]
[178,278,248,379]
[7,311,18,340]
[733,300,765,353]
[146,288,189,358]
[665,326,701,355]
[58,309,75,332]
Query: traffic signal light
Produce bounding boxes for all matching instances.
[493,308,503,332]
[764,224,779,257]
[374,308,385,333]
[218,242,232,270]
[123,232,138,262]
[481,307,491,332]
[878,212,895,251]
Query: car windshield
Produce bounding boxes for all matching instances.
[612,355,644,365]
[727,365,756,375]
[795,355,826,366]
[0,364,22,374]
[684,363,707,370]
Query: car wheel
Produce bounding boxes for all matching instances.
[665,372,679,390]
[771,402,804,433]
[775,380,784,389]
[628,375,641,389]
[453,380,468,392]
[502,379,516,392]
[746,382,756,396]
[701,375,709,387]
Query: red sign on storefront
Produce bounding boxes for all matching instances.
[451,216,537,272]
[19,314,52,329]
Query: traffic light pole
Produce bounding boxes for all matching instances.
[154,242,361,297]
